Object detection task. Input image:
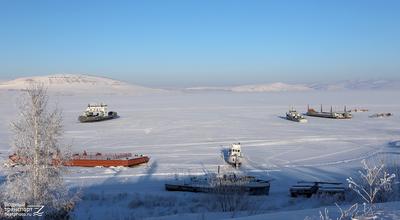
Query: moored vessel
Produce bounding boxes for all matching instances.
[65,151,150,167]
[8,151,150,167]
[286,107,307,123]
[165,172,271,196]
[306,105,352,119]
[78,103,118,123]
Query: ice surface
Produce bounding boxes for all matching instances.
[0,88,399,219]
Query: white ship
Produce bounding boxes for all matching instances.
[286,107,307,123]
[227,143,243,168]
[78,103,118,123]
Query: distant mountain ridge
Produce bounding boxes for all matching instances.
[309,79,400,91]
[1,75,398,94]
[0,74,164,95]
[186,79,400,92]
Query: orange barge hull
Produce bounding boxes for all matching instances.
[64,156,150,167]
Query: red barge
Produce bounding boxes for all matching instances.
[8,151,150,167]
[65,151,150,167]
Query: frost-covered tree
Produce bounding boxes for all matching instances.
[1,83,72,218]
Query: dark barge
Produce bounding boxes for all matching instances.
[165,173,271,196]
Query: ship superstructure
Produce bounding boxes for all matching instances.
[227,143,243,168]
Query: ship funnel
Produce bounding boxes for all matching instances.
[330,106,333,113]
[320,104,323,112]
[344,106,347,112]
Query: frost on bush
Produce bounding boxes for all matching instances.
[347,159,395,215]
[309,159,396,220]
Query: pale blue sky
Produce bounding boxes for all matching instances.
[0,0,399,86]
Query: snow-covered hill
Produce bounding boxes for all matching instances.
[310,79,400,91]
[231,82,311,92]
[0,74,164,95]
[186,82,311,92]
[186,79,400,93]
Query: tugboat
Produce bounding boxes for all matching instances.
[227,143,243,168]
[306,105,352,119]
[286,107,307,123]
[78,103,118,123]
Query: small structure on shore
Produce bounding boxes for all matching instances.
[369,113,392,118]
[350,108,369,112]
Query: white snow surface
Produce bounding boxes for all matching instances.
[0,86,400,219]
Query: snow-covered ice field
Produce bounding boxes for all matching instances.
[1,89,400,219]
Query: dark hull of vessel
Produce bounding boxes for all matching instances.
[306,112,339,119]
[78,112,118,123]
[306,111,351,119]
[286,115,307,122]
[165,182,270,195]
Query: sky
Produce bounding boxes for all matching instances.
[0,0,399,86]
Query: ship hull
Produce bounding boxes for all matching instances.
[64,156,149,167]
[306,112,338,119]
[165,182,270,196]
[286,115,307,123]
[306,112,351,119]
[78,112,118,123]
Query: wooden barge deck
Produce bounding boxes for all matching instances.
[8,151,150,167]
